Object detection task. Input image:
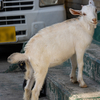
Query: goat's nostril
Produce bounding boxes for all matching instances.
[92,18,97,24]
[92,18,97,22]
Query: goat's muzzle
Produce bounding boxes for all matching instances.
[92,18,98,25]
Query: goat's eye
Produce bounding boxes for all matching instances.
[83,13,86,16]
[95,9,97,13]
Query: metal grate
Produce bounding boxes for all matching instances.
[0,0,34,12]
[0,15,25,25]
[16,30,26,35]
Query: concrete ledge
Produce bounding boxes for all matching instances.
[46,66,100,100]
[83,43,100,84]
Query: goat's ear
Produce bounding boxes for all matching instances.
[69,8,82,15]
[88,0,95,6]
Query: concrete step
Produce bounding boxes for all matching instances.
[83,43,100,84]
[46,66,100,100]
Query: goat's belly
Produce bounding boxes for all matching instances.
[49,48,74,67]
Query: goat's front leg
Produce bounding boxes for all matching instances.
[76,49,87,88]
[70,54,77,83]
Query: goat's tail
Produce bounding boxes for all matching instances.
[7,53,28,64]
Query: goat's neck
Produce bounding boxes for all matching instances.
[80,17,95,37]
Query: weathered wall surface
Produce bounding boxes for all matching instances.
[65,0,100,18]
[95,0,100,11]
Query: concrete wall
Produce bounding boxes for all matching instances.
[95,0,100,11]
[65,0,100,19]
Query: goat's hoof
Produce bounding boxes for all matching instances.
[80,84,88,88]
[70,77,78,83]
[73,81,78,83]
[70,79,78,83]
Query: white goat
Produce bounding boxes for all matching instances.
[7,1,97,100]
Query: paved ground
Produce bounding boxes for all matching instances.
[0,72,48,100]
[0,72,24,100]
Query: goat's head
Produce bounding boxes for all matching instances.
[69,1,97,25]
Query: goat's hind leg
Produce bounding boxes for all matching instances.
[30,62,49,100]
[70,54,77,83]
[31,68,48,100]
[23,60,35,100]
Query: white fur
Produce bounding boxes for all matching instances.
[8,1,97,100]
